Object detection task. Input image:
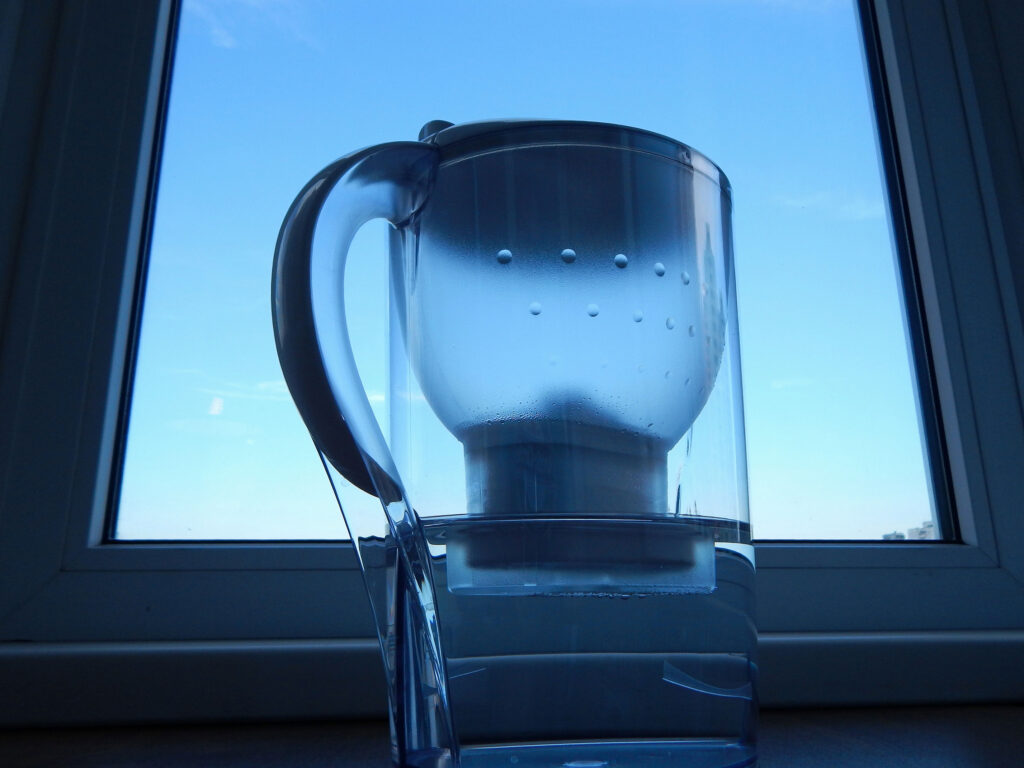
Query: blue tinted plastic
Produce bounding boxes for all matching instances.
[273,120,754,767]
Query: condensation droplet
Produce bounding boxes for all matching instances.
[654,262,666,276]
[497,249,512,264]
[688,325,696,337]
[587,303,600,317]
[614,253,628,268]
[529,302,542,316]
[633,310,644,323]
[666,317,676,330]
[561,248,576,263]
[682,271,691,285]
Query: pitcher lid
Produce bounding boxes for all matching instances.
[417,118,731,195]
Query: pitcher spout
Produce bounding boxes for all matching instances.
[321,460,459,768]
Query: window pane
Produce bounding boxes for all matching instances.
[115,0,939,540]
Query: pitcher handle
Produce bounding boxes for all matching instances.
[272,142,438,495]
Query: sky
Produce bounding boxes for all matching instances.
[116,0,937,540]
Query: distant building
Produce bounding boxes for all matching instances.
[883,531,907,540]
[907,521,937,540]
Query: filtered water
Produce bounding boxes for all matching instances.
[399,514,758,768]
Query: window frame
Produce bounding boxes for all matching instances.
[1,0,1022,724]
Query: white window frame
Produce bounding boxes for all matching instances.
[1,0,1022,724]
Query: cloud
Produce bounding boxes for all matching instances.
[774,191,886,221]
[196,379,292,403]
[184,373,427,408]
[185,1,238,48]
[183,0,322,52]
[256,380,290,396]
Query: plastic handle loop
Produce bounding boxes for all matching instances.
[272,142,438,495]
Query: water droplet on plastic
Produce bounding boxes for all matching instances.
[633,310,644,323]
[496,249,512,264]
[614,253,628,268]
[688,324,696,337]
[587,303,600,317]
[666,317,676,329]
[561,248,576,263]
[654,262,666,276]
[682,271,691,285]
[529,302,542,316]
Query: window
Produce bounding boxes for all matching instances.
[119,0,939,542]
[1,0,1022,723]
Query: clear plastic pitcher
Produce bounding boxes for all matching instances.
[272,120,755,767]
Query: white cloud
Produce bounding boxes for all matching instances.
[185,0,238,48]
[195,381,292,402]
[256,380,290,396]
[774,191,886,221]
[208,396,225,415]
[184,0,322,52]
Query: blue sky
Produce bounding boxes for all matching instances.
[117,0,935,540]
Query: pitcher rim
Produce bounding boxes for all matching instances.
[424,118,732,196]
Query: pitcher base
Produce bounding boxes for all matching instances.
[406,739,756,768]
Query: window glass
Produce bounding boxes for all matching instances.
[115,0,938,540]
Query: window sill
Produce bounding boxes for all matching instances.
[2,706,1021,767]
[3,632,1023,726]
